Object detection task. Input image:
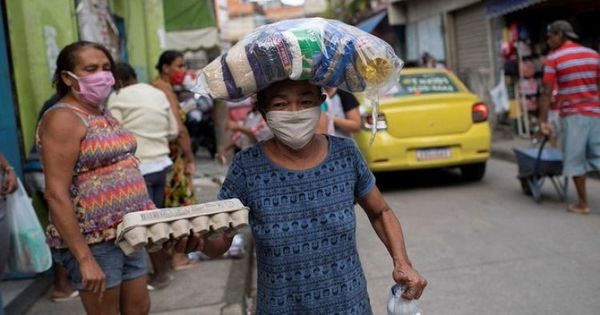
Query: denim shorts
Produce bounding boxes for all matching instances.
[560,115,600,177]
[56,241,148,290]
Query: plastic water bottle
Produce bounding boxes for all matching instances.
[387,284,423,315]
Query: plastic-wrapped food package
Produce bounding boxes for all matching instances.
[193,17,403,140]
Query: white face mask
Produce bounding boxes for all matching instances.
[266,107,321,150]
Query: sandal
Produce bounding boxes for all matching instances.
[172,259,201,271]
[171,253,201,271]
[147,274,174,291]
[567,204,591,215]
[51,290,79,302]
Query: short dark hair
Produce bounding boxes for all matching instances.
[114,62,137,85]
[52,41,117,97]
[255,80,323,115]
[256,88,269,116]
[155,50,184,73]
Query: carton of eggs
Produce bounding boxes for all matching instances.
[115,199,249,255]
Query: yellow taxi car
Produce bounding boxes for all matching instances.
[354,67,491,181]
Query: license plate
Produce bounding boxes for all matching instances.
[416,147,451,161]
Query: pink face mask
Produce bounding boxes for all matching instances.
[66,71,115,107]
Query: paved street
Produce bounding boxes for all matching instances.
[359,158,600,315]
[13,156,600,315]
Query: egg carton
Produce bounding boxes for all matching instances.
[115,198,249,255]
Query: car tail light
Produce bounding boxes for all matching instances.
[362,113,387,130]
[472,102,488,123]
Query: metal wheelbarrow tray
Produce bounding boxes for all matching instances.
[512,139,568,203]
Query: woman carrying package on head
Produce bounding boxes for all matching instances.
[194,18,427,314]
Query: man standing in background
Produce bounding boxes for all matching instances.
[540,20,600,214]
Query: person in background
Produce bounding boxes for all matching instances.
[322,87,361,138]
[107,62,180,290]
[0,152,18,315]
[152,50,199,270]
[218,95,272,158]
[421,52,438,68]
[37,41,153,314]
[206,79,427,314]
[540,20,600,215]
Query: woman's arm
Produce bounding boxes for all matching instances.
[154,82,196,175]
[357,187,427,299]
[333,108,361,134]
[230,125,257,142]
[40,109,107,295]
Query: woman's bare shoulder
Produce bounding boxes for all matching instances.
[40,107,86,138]
[152,79,170,92]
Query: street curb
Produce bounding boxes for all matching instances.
[491,147,517,164]
[221,229,254,315]
[5,274,52,315]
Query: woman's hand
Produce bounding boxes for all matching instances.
[392,263,427,300]
[172,232,205,253]
[80,257,106,298]
[227,120,241,133]
[1,168,17,195]
[185,162,196,178]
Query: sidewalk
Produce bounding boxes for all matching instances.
[7,149,255,315]
[490,129,533,164]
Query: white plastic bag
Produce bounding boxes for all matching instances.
[387,284,423,315]
[192,17,403,143]
[6,178,52,273]
[194,18,402,101]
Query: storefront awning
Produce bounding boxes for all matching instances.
[165,27,219,52]
[485,0,547,18]
[357,11,387,33]
[162,0,218,50]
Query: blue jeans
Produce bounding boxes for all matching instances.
[143,167,169,208]
[56,241,148,290]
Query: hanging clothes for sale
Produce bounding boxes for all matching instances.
[77,0,120,58]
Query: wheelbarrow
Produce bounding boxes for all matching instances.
[513,138,568,203]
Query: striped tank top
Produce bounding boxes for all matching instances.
[37,103,155,248]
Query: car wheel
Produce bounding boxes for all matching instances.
[461,162,486,181]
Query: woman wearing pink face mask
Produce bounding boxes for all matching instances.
[36,41,155,314]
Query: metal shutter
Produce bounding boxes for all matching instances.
[453,2,491,97]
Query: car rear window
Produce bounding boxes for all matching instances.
[386,72,459,96]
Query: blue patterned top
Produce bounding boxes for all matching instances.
[219,136,376,315]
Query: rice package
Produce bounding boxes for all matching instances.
[193,17,403,100]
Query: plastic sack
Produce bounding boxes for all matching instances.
[192,18,403,141]
[194,17,402,100]
[6,178,52,273]
[387,284,423,315]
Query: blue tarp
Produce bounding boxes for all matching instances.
[357,11,387,33]
[486,0,547,18]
